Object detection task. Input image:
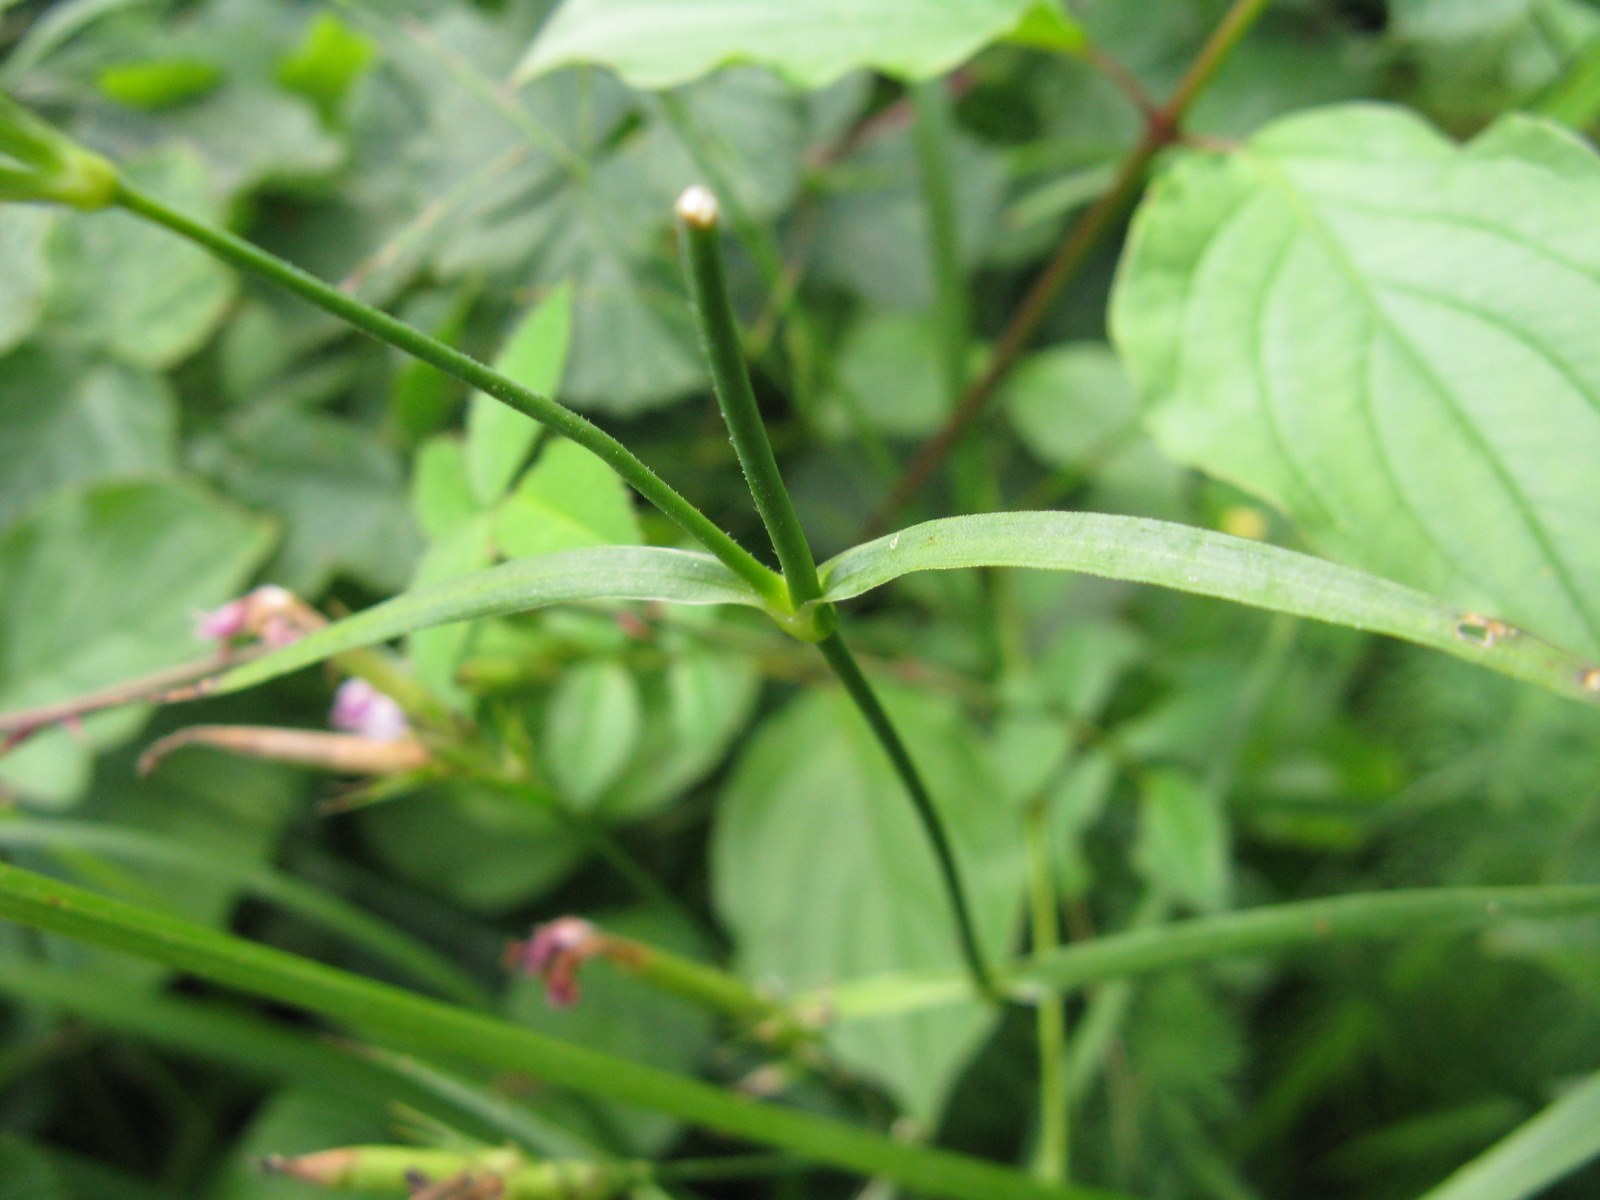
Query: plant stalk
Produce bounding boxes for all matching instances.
[1025,799,1068,1182]
[816,633,999,1001]
[909,80,971,410]
[674,188,995,1000]
[675,186,824,613]
[109,180,786,610]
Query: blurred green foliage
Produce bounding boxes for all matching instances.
[0,1,1598,1198]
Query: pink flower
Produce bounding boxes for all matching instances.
[507,917,599,1008]
[194,586,305,646]
[329,679,410,742]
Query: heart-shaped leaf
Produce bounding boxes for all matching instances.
[1112,105,1600,658]
[516,0,1082,90]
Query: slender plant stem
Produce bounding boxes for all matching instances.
[1161,0,1276,123]
[673,193,995,998]
[1025,799,1068,1183]
[675,186,823,610]
[1060,893,1167,1105]
[816,633,998,1001]
[909,80,971,408]
[868,0,1277,532]
[109,180,785,610]
[817,884,1600,1019]
[655,93,825,430]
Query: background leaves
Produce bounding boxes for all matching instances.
[1112,105,1600,658]
[1,1,1599,1198]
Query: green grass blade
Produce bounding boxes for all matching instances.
[821,513,1600,706]
[0,861,1117,1200]
[211,546,760,694]
[0,818,487,1007]
[1414,1070,1600,1200]
[820,886,1600,1019]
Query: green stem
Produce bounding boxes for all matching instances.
[109,180,784,610]
[1060,893,1167,1105]
[594,930,813,1051]
[675,186,823,612]
[819,884,1600,1019]
[1025,800,1068,1182]
[655,93,824,431]
[909,80,970,409]
[672,185,1001,999]
[815,633,998,1002]
[1014,886,1600,994]
[0,862,1110,1200]
[1161,0,1276,125]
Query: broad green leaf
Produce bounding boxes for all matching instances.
[429,136,705,415]
[211,547,760,695]
[543,659,643,806]
[830,310,948,437]
[811,126,1005,310]
[0,347,176,531]
[406,517,496,702]
[1003,342,1138,469]
[407,437,492,703]
[493,437,642,559]
[47,148,234,368]
[819,512,1600,706]
[1133,769,1232,913]
[590,640,761,820]
[1391,0,1536,40]
[411,437,480,541]
[1110,105,1600,659]
[0,1134,64,1200]
[0,862,1099,1200]
[0,480,274,806]
[1416,1070,1600,1200]
[466,283,573,507]
[210,409,419,595]
[714,687,1025,1119]
[359,782,583,915]
[516,0,1083,91]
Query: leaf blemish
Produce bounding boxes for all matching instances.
[1454,612,1515,648]
[1581,667,1600,694]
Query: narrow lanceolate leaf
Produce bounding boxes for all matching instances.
[1111,105,1600,660]
[819,512,1600,706]
[515,0,1083,90]
[208,547,760,694]
[1415,1069,1600,1200]
[0,862,1120,1200]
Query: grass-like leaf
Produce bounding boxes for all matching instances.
[1414,1069,1600,1200]
[0,818,487,1006]
[211,546,762,694]
[0,861,1119,1200]
[819,512,1600,706]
